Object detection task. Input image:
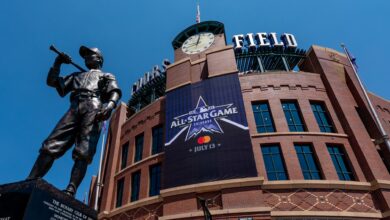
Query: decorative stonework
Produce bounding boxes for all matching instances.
[264,189,380,213]
[243,84,326,93]
[112,203,162,220]
[328,52,340,62]
[197,192,223,211]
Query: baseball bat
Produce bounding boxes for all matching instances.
[49,45,87,72]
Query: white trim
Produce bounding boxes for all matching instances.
[220,118,249,130]
[164,126,188,146]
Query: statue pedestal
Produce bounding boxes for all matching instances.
[0,179,97,220]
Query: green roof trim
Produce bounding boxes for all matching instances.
[172,21,225,49]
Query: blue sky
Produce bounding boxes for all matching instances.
[0,0,389,201]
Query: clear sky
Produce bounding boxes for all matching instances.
[0,0,389,201]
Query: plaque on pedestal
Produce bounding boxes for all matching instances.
[0,179,97,220]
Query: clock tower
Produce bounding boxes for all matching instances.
[166,21,239,91]
[163,21,257,189]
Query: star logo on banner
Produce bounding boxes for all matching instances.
[173,96,234,141]
[185,96,224,140]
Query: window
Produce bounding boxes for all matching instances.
[295,144,322,180]
[252,102,275,133]
[134,133,144,162]
[327,145,354,180]
[282,101,306,132]
[311,102,335,133]
[116,178,124,207]
[149,164,162,196]
[261,145,288,180]
[152,125,164,155]
[131,171,141,202]
[120,142,129,170]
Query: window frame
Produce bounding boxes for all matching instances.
[149,163,162,196]
[252,101,276,133]
[134,133,144,162]
[115,178,124,208]
[151,124,164,155]
[327,144,355,181]
[281,100,306,132]
[120,142,129,170]
[310,101,335,133]
[294,143,323,180]
[261,144,289,180]
[131,170,141,202]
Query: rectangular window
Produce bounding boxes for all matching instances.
[311,102,335,133]
[134,133,144,162]
[152,125,164,155]
[282,101,306,132]
[131,171,141,202]
[120,142,129,170]
[295,144,322,180]
[327,145,354,181]
[115,178,124,207]
[149,163,162,196]
[252,102,275,133]
[261,144,288,180]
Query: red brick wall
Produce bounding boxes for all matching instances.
[96,45,390,219]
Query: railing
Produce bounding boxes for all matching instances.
[235,47,306,73]
[127,47,306,117]
[127,74,166,115]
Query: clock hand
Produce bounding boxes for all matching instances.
[187,42,202,49]
[196,35,201,46]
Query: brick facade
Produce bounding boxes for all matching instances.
[91,38,390,219]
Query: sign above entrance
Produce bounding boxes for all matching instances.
[232,32,298,51]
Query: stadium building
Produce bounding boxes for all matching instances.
[89,21,390,219]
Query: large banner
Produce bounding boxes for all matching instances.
[163,73,257,188]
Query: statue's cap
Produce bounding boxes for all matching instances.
[79,46,104,62]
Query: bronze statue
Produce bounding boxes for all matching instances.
[27,46,121,197]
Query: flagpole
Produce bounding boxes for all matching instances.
[196,0,201,23]
[94,120,108,210]
[341,44,390,153]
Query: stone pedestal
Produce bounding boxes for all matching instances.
[0,179,97,220]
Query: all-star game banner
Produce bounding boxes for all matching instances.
[163,73,257,188]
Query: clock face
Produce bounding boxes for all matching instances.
[182,32,215,54]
